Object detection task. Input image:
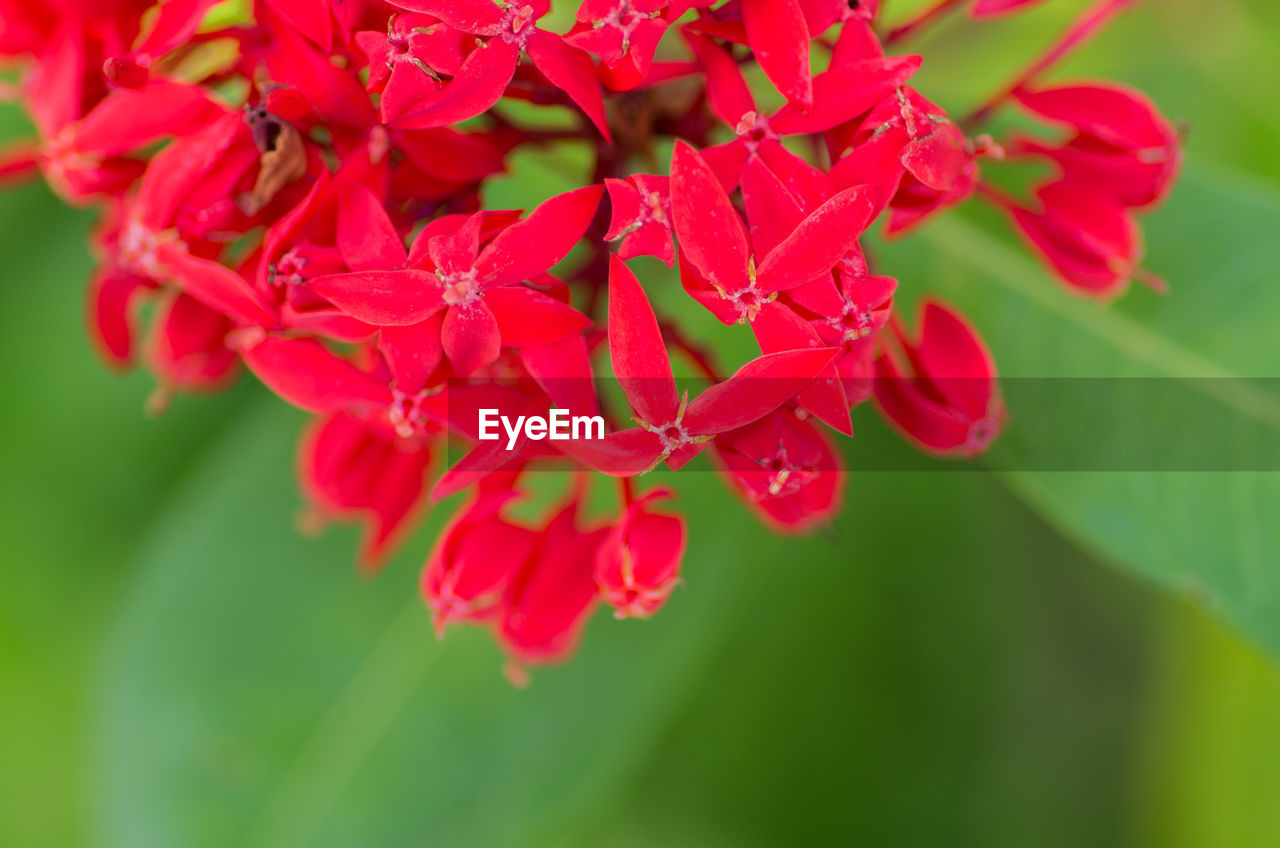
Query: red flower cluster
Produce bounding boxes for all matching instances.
[1,0,1180,676]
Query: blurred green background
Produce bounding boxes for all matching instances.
[2,0,1280,845]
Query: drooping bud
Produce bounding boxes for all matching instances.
[595,489,686,618]
[873,300,1004,457]
[299,411,433,571]
[498,494,609,674]
[421,487,537,633]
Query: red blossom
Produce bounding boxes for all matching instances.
[595,488,686,618]
[0,0,1179,674]
[713,406,844,533]
[498,488,609,672]
[874,300,1004,457]
[422,482,538,632]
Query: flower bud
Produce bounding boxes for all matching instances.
[595,489,686,619]
[421,490,536,632]
[874,300,1004,457]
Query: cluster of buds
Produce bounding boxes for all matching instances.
[0,0,1180,676]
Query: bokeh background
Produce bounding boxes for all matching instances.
[3,0,1280,845]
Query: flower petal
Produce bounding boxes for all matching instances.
[242,336,391,413]
[308,269,445,326]
[526,31,612,140]
[756,185,876,292]
[378,311,445,394]
[337,183,407,272]
[684,348,839,435]
[156,243,278,328]
[486,285,591,346]
[474,185,602,287]
[608,256,679,425]
[670,141,751,292]
[442,302,502,376]
[742,0,813,112]
[393,38,519,130]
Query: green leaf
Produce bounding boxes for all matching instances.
[94,394,1167,847]
[93,400,797,848]
[872,162,1280,658]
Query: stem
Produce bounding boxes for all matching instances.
[884,0,967,46]
[619,476,636,506]
[965,0,1141,127]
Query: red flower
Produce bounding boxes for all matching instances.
[388,0,612,138]
[1012,82,1182,210]
[873,300,1004,457]
[566,0,669,78]
[604,174,675,267]
[561,256,840,474]
[713,406,845,533]
[595,488,686,618]
[308,186,601,376]
[421,482,538,632]
[1001,180,1155,297]
[498,489,609,671]
[671,141,876,326]
[299,410,433,570]
[1,0,1179,672]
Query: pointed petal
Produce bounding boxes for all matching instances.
[741,156,806,258]
[915,300,998,421]
[486,286,591,346]
[670,141,751,292]
[526,31,612,140]
[432,438,527,502]
[379,62,445,124]
[742,0,813,112]
[388,0,507,34]
[1015,83,1174,150]
[474,185,602,287]
[378,311,445,394]
[242,336,391,413]
[71,81,226,158]
[608,256,679,425]
[770,55,922,135]
[132,0,222,60]
[156,243,277,327]
[682,31,756,126]
[521,334,599,417]
[337,183,407,272]
[556,427,664,476]
[263,0,334,50]
[756,185,877,292]
[750,302,851,435]
[308,269,445,326]
[442,302,501,376]
[393,39,519,129]
[684,348,839,435]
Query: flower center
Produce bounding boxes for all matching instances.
[734,112,774,151]
[724,284,774,323]
[119,217,166,278]
[829,301,873,341]
[501,3,538,46]
[438,268,481,307]
[641,187,668,225]
[389,386,439,438]
[275,249,307,285]
[597,1,653,50]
